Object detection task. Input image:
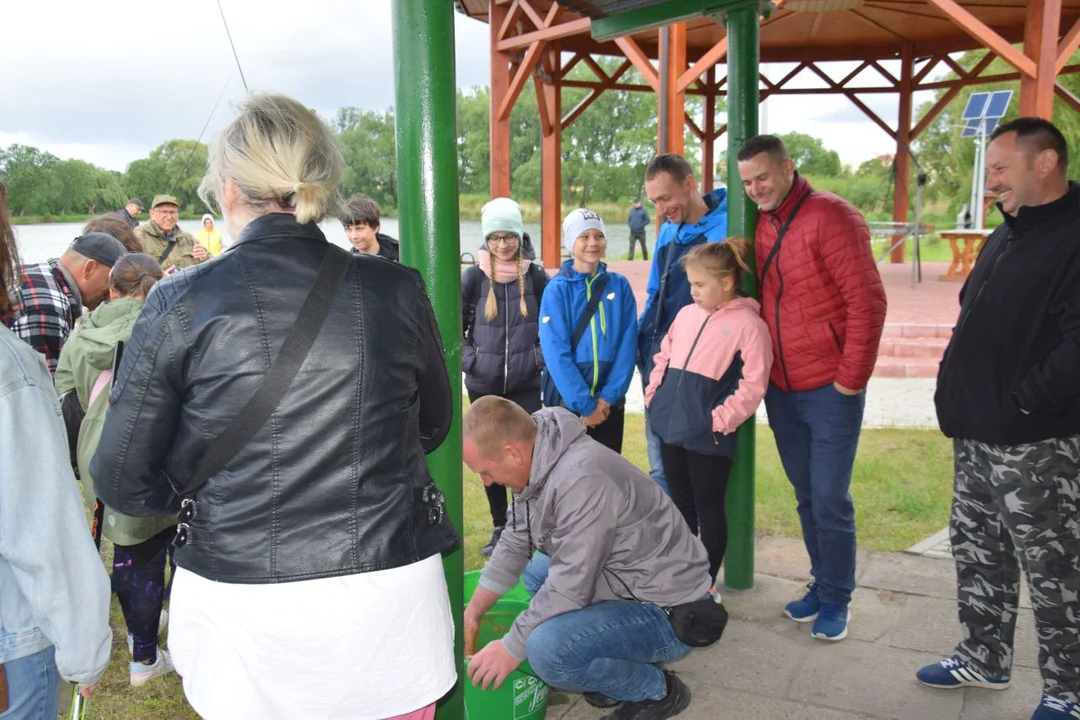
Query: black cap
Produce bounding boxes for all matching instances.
[69,233,127,267]
[128,198,145,211]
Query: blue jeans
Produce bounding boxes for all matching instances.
[765,382,864,607]
[0,646,60,720]
[644,410,670,496]
[520,552,692,701]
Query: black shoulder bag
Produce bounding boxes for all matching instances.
[171,245,351,548]
[604,567,728,647]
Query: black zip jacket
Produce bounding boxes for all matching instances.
[936,182,1080,445]
[91,214,456,583]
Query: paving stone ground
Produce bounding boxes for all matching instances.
[549,537,1044,720]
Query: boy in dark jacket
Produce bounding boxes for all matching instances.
[342,194,400,262]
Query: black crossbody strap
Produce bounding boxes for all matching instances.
[157,241,176,265]
[759,190,813,281]
[570,273,610,353]
[184,245,350,498]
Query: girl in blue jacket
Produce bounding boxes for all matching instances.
[540,209,638,452]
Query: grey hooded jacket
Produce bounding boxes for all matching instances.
[480,407,711,660]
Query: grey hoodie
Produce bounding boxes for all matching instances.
[480,408,711,660]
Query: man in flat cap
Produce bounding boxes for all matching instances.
[117,198,145,229]
[5,233,127,374]
[136,195,208,272]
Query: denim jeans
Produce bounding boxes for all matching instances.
[520,552,692,701]
[0,646,60,720]
[765,382,864,606]
[644,410,670,496]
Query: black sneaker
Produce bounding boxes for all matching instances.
[480,526,504,557]
[584,692,621,708]
[604,671,690,719]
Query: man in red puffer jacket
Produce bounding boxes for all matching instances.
[737,135,887,642]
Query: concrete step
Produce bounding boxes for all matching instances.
[873,358,940,378]
[881,323,953,340]
[877,336,950,359]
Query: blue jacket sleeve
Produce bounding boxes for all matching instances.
[539,280,598,417]
[639,225,673,322]
[598,275,638,406]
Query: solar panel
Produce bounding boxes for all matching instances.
[984,117,1002,134]
[961,118,981,137]
[963,92,990,120]
[986,90,1013,119]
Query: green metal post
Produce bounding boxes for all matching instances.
[392,3,464,719]
[722,1,760,591]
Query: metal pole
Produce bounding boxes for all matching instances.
[658,26,670,153]
[969,132,980,230]
[975,122,986,230]
[391,3,464,718]
[723,1,760,592]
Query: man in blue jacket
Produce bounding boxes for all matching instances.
[639,154,728,494]
[627,199,651,260]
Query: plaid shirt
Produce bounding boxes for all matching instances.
[4,260,81,374]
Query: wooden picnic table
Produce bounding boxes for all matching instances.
[938,229,993,282]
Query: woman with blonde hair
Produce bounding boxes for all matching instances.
[461,197,547,556]
[91,94,458,719]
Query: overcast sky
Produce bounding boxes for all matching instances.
[0,1,941,174]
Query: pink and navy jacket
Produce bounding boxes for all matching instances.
[644,296,772,457]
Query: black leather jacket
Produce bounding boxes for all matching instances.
[91,214,456,584]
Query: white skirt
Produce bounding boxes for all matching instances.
[167,555,457,720]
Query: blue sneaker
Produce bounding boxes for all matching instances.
[1032,694,1080,719]
[810,602,850,641]
[783,583,820,622]
[916,656,1010,690]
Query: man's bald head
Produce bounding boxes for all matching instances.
[462,396,537,493]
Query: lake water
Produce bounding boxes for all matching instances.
[13,216,654,265]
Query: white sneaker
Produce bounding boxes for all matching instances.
[130,649,174,687]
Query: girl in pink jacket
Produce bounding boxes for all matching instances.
[644,237,772,583]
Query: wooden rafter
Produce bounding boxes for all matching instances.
[941,55,968,77]
[911,51,995,137]
[560,52,586,79]
[582,54,611,83]
[676,38,727,94]
[839,60,873,88]
[685,114,705,141]
[1059,16,1080,73]
[517,0,546,32]
[543,2,561,27]
[499,40,546,121]
[850,9,912,43]
[864,3,955,22]
[560,60,632,130]
[870,60,899,86]
[806,63,896,140]
[1055,81,1080,112]
[497,17,590,51]
[613,36,661,93]
[497,0,522,45]
[810,12,826,39]
[923,0,1037,77]
[913,56,944,84]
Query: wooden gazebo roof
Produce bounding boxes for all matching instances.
[456,0,1080,63]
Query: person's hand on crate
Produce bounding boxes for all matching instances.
[467,639,521,691]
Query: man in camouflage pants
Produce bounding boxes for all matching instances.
[923,117,1080,720]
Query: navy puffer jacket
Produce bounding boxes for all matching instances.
[462,258,548,397]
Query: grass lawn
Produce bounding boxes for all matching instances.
[82,413,952,718]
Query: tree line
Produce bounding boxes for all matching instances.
[2,52,1077,223]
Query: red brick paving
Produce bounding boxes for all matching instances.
[605,259,961,379]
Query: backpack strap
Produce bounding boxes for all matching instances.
[570,273,610,353]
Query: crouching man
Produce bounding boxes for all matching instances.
[464,396,724,719]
